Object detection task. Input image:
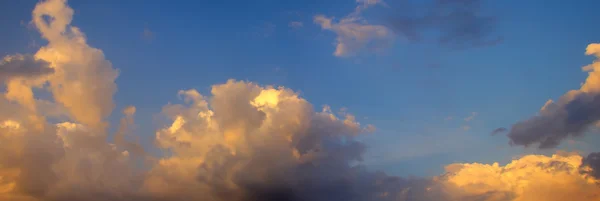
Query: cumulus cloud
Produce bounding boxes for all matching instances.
[0,54,54,81]
[1,1,599,201]
[435,152,600,201]
[582,152,600,179]
[314,1,394,57]
[506,44,600,148]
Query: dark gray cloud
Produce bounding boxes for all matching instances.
[507,92,600,149]
[502,44,600,149]
[0,54,54,81]
[490,127,507,136]
[386,0,502,49]
[582,152,600,179]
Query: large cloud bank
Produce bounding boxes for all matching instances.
[0,0,599,201]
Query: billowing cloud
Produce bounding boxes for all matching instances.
[506,44,600,148]
[0,1,599,201]
[0,54,54,81]
[31,0,119,129]
[435,152,600,201]
[582,152,600,179]
[314,1,394,57]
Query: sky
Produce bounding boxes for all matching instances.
[1,0,600,201]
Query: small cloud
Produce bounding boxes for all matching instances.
[263,22,276,37]
[582,152,600,179]
[314,15,394,57]
[288,21,303,29]
[462,125,471,131]
[490,127,507,135]
[386,0,502,50]
[445,116,454,121]
[141,27,155,41]
[338,107,348,116]
[364,124,377,133]
[0,54,54,81]
[314,0,394,57]
[252,22,277,38]
[464,112,478,122]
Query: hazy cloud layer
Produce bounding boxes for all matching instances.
[387,0,502,49]
[0,1,598,201]
[506,44,600,148]
[289,21,303,29]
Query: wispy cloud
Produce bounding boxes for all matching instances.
[314,0,394,57]
[386,0,502,50]
[288,21,303,29]
[464,112,478,122]
[490,127,507,135]
[141,27,155,41]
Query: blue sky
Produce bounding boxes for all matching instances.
[2,0,600,177]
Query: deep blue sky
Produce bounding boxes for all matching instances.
[2,0,600,176]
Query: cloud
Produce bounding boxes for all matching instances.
[464,112,478,122]
[141,27,155,41]
[314,15,394,57]
[506,43,600,148]
[0,54,53,81]
[490,127,507,135]
[146,80,388,201]
[253,22,277,38]
[435,152,600,201]
[315,0,501,57]
[582,152,600,179]
[314,1,394,57]
[386,0,502,49]
[288,21,303,29]
[31,0,119,129]
[0,1,599,201]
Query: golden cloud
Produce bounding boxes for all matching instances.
[0,0,598,201]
